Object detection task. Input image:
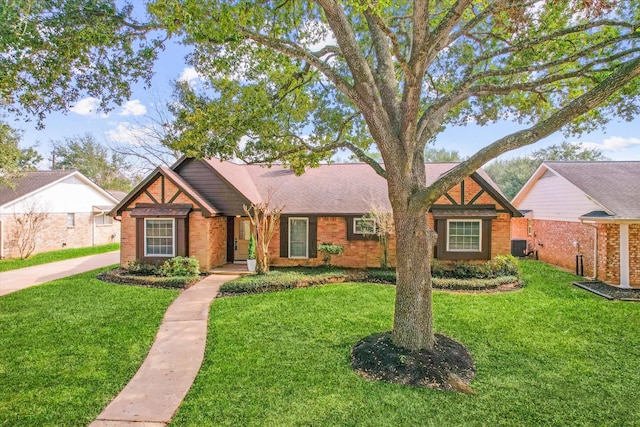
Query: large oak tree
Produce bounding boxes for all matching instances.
[3,1,640,352]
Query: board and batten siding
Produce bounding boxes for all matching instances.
[175,159,248,216]
[516,169,604,222]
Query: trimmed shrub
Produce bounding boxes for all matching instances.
[318,243,344,265]
[431,255,520,279]
[126,260,160,276]
[98,268,200,289]
[361,269,397,284]
[159,256,200,277]
[432,275,519,291]
[221,267,347,294]
[489,255,520,277]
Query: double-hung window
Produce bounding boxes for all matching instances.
[288,217,308,258]
[95,214,113,225]
[145,218,175,256]
[354,218,376,235]
[446,219,481,252]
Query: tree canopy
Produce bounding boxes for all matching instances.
[486,142,608,199]
[0,121,41,187]
[51,134,133,191]
[3,1,640,355]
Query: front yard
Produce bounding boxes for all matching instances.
[172,260,640,426]
[0,268,178,426]
[1,260,638,426]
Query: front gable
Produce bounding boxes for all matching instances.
[432,173,519,215]
[174,158,252,216]
[512,165,606,222]
[112,167,217,218]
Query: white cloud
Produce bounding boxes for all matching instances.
[70,97,105,116]
[581,136,640,151]
[119,99,147,116]
[177,67,203,87]
[105,122,149,146]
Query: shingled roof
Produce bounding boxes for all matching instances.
[0,170,76,207]
[544,161,640,219]
[201,159,514,215]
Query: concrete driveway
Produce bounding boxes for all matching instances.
[0,251,120,296]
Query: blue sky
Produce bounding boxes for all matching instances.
[11,38,640,168]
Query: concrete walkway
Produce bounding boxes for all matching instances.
[91,273,239,427]
[0,251,120,296]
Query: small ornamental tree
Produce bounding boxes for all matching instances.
[10,201,49,259]
[367,208,394,270]
[243,197,283,274]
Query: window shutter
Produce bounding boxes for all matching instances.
[481,219,492,259]
[136,218,144,259]
[176,218,188,256]
[308,216,318,258]
[279,216,289,258]
[346,216,354,240]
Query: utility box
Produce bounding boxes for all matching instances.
[511,239,528,257]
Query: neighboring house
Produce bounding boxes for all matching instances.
[112,157,520,271]
[0,170,121,259]
[511,161,640,287]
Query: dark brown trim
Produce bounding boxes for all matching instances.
[168,190,183,203]
[227,217,235,262]
[278,216,317,258]
[279,215,289,258]
[161,175,165,203]
[435,218,492,261]
[460,180,465,205]
[135,215,188,264]
[468,189,485,205]
[136,218,144,259]
[431,204,496,211]
[309,216,318,259]
[444,192,458,205]
[176,218,188,256]
[111,166,217,218]
[144,190,159,204]
[346,215,377,241]
[471,173,522,217]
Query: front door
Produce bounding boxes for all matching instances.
[234,217,251,261]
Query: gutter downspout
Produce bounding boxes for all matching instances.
[0,218,3,259]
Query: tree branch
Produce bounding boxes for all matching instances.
[412,55,640,208]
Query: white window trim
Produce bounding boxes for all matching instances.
[288,217,309,259]
[354,218,377,235]
[144,217,175,257]
[446,219,482,252]
[94,213,113,226]
[67,213,75,228]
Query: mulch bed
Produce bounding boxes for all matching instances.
[573,281,640,301]
[97,267,202,289]
[351,332,476,393]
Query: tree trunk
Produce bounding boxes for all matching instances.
[391,201,438,351]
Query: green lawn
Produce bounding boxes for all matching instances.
[0,268,178,426]
[0,243,120,272]
[172,260,640,426]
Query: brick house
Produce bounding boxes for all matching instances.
[0,170,121,259]
[111,157,521,271]
[511,161,640,287]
